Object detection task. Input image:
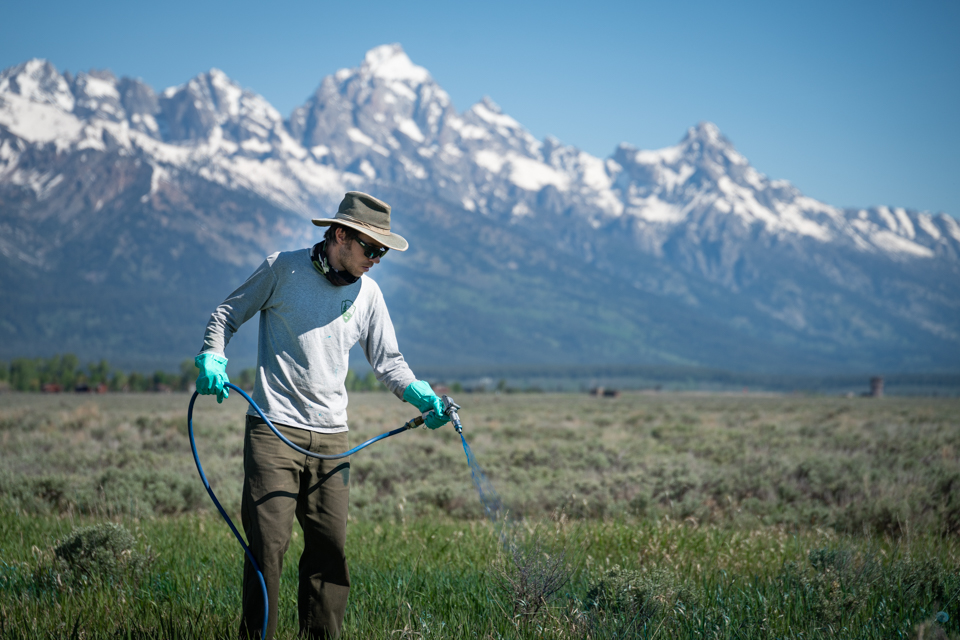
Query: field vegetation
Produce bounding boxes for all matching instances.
[1,391,958,638]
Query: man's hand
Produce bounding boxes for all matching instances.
[402,380,450,430]
[195,352,230,403]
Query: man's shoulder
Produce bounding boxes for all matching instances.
[265,248,310,268]
[359,274,384,299]
[359,274,381,290]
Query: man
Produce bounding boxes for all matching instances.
[194,191,449,639]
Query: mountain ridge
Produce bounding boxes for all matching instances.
[1,46,958,373]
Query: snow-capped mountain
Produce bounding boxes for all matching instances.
[1,47,957,372]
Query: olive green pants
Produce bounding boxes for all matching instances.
[239,415,351,640]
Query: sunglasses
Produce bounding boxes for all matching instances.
[354,237,389,259]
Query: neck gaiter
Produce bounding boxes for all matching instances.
[311,240,358,287]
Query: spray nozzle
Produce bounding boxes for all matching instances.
[441,395,463,434]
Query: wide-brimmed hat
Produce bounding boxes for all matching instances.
[312,191,408,251]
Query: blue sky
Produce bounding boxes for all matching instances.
[3,0,958,216]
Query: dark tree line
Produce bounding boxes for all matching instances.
[344,369,387,392]
[0,355,199,392]
[0,354,387,393]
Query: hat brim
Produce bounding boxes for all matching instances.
[311,218,408,252]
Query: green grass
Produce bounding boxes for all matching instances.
[1,391,959,637]
[2,514,959,638]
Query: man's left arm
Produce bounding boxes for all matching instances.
[360,288,449,429]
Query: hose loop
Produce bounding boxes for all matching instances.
[188,382,415,638]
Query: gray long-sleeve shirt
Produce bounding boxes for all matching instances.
[200,248,416,433]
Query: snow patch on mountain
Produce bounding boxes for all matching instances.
[508,154,571,191]
[0,92,84,145]
[77,75,118,99]
[396,118,424,143]
[917,213,940,240]
[870,230,935,258]
[363,44,431,84]
[628,195,685,223]
[470,98,523,132]
[942,214,960,243]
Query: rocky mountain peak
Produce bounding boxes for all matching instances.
[360,43,431,85]
[681,121,728,148]
[287,45,456,166]
[459,96,538,155]
[116,77,159,126]
[686,123,752,177]
[613,122,761,192]
[0,58,74,112]
[69,69,125,122]
[158,68,282,144]
[476,96,504,113]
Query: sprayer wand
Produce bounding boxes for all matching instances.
[442,395,463,433]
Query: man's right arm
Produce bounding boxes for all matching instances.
[200,257,279,355]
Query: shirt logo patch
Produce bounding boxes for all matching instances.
[341,299,355,323]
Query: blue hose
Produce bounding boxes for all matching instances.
[187,382,421,639]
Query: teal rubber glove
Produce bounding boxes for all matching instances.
[195,352,230,404]
[402,380,449,430]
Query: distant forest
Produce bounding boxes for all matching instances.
[2,354,956,397]
[0,354,386,393]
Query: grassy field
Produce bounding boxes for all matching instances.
[1,391,959,638]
